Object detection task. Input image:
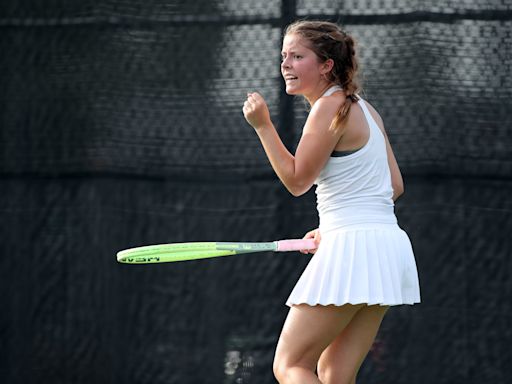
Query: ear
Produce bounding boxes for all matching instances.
[321,58,334,75]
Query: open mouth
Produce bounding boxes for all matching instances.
[285,76,298,81]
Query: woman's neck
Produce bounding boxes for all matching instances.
[306,83,342,106]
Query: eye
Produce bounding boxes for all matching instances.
[294,55,303,59]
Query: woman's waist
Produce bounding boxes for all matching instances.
[318,204,397,232]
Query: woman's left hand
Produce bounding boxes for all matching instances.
[243,92,272,130]
[300,228,321,254]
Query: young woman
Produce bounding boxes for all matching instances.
[243,20,420,384]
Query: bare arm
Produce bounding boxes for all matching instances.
[384,131,404,201]
[243,92,343,196]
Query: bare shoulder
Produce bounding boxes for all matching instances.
[305,94,346,131]
[311,92,346,116]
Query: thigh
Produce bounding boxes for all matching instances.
[274,303,363,371]
[317,304,389,383]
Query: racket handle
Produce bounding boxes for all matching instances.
[276,239,317,252]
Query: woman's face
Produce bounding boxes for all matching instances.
[281,33,326,99]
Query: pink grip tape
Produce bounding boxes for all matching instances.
[276,239,317,252]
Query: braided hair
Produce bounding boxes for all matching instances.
[285,20,361,130]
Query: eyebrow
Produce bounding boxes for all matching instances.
[281,50,300,56]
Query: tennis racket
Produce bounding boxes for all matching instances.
[117,238,317,264]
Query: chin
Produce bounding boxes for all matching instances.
[285,86,301,95]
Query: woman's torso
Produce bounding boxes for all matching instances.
[315,87,396,232]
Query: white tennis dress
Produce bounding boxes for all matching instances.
[286,87,421,307]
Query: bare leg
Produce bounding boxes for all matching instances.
[317,305,389,384]
[273,303,364,384]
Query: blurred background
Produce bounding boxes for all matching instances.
[1,1,511,383]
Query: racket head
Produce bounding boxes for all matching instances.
[116,241,277,264]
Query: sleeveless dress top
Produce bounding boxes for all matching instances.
[286,86,421,307]
[315,87,397,233]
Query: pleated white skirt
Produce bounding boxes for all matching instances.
[286,223,421,307]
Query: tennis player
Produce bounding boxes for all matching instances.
[243,20,420,384]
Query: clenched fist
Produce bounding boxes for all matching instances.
[242,92,272,130]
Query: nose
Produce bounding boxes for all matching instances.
[281,56,291,69]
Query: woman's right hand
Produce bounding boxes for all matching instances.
[242,92,272,130]
[300,228,321,254]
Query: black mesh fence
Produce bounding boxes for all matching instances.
[1,1,511,383]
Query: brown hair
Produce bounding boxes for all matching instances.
[285,20,360,130]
